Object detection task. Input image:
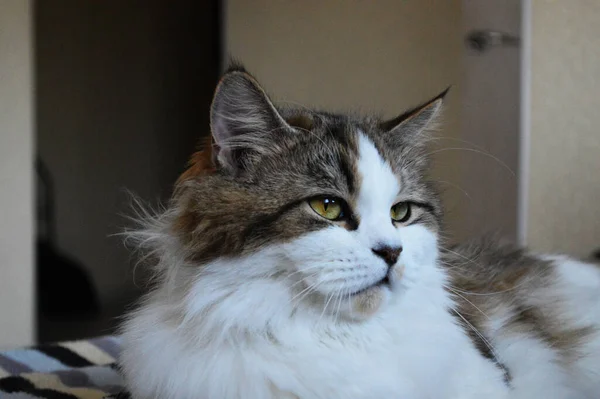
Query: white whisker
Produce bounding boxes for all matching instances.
[451,308,500,362]
[425,147,515,177]
[319,292,335,325]
[445,285,491,320]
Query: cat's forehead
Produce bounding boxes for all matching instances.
[252,110,419,198]
[253,112,362,197]
[278,110,404,170]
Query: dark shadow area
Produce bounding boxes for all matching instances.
[34,0,221,343]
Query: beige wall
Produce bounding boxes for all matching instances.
[0,0,35,347]
[526,1,600,257]
[226,0,467,238]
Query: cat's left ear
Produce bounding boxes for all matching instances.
[210,66,293,174]
[379,87,449,147]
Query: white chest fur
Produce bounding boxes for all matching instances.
[120,269,509,399]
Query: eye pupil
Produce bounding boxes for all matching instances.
[308,197,344,221]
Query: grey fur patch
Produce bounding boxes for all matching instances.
[444,236,596,378]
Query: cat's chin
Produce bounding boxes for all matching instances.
[346,284,388,319]
[320,264,405,322]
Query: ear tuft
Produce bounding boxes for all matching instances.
[222,59,249,75]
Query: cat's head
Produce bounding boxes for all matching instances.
[163,65,446,323]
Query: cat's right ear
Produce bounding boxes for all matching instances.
[210,66,292,174]
[379,88,449,149]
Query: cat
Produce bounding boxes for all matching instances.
[120,64,600,399]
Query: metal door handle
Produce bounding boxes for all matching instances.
[466,30,520,53]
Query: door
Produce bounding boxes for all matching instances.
[459,0,522,242]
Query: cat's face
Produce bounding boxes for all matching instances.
[172,65,445,321]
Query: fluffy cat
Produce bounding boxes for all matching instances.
[120,65,600,399]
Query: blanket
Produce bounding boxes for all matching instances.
[0,336,128,398]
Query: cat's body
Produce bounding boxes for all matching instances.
[446,241,600,399]
[121,66,600,398]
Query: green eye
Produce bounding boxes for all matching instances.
[309,197,344,220]
[391,202,411,222]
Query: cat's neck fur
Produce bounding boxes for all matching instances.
[121,244,510,399]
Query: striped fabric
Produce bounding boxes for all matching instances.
[0,336,129,399]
